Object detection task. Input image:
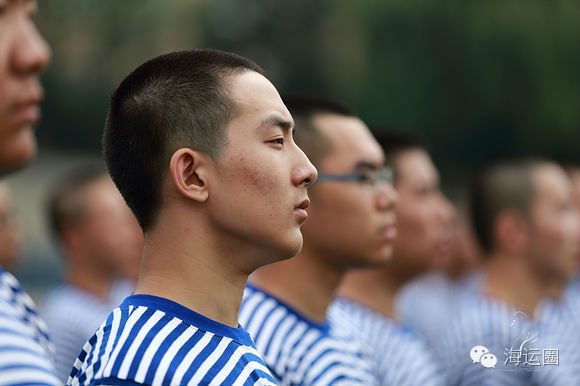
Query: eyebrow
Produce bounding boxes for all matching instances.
[256,115,294,133]
[354,161,380,171]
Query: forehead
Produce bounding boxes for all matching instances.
[314,113,383,170]
[225,71,291,126]
[394,148,438,184]
[531,164,571,204]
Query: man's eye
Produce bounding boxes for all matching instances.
[357,173,372,183]
[270,138,284,145]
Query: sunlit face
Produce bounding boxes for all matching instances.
[206,71,317,271]
[527,164,580,282]
[300,114,398,268]
[0,184,21,271]
[390,149,454,276]
[0,0,50,175]
[76,177,143,278]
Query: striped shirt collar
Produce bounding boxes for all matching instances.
[246,283,331,333]
[121,294,255,346]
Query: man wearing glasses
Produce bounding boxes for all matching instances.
[330,132,451,385]
[239,95,397,384]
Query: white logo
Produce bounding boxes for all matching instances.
[480,353,498,368]
[470,345,489,363]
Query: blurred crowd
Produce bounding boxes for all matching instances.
[1,1,579,385]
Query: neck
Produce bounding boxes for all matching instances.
[337,264,403,319]
[484,252,551,317]
[250,246,344,324]
[66,260,113,299]
[135,221,253,328]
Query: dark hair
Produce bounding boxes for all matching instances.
[469,156,547,253]
[373,131,428,166]
[47,164,107,237]
[103,49,264,231]
[282,94,355,167]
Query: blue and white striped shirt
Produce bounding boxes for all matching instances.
[240,284,378,386]
[329,297,444,386]
[68,294,277,385]
[438,285,560,386]
[530,287,580,385]
[40,280,133,382]
[396,270,483,350]
[0,267,59,385]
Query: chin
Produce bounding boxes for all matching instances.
[0,133,37,175]
[274,234,304,262]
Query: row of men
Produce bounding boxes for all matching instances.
[2,1,579,384]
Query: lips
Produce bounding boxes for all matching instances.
[381,222,398,241]
[10,102,41,127]
[7,84,44,128]
[294,198,311,221]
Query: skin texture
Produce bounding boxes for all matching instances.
[61,177,143,297]
[136,71,317,326]
[205,71,318,270]
[0,183,21,271]
[251,113,398,322]
[0,0,50,174]
[301,113,398,268]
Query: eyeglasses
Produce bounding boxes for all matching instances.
[316,166,394,190]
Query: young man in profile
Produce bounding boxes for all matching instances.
[239,96,397,384]
[0,0,57,384]
[68,50,317,385]
[329,132,450,385]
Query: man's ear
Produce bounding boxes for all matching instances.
[169,148,211,203]
[495,209,529,256]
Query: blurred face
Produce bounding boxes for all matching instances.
[207,71,317,269]
[0,0,50,174]
[527,164,580,282]
[74,177,143,278]
[300,114,398,268]
[0,184,21,271]
[390,149,454,276]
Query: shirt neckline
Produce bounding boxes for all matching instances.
[121,294,255,346]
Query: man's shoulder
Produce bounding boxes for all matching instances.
[69,295,274,385]
[240,287,377,385]
[0,268,60,384]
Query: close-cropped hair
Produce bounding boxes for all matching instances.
[103,49,264,231]
[283,94,355,167]
[374,131,428,166]
[47,164,107,238]
[469,156,548,254]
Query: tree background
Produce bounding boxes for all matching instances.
[36,0,580,176]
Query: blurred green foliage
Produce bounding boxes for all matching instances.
[36,0,580,178]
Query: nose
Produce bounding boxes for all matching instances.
[11,16,51,76]
[376,181,398,211]
[292,145,318,188]
[438,194,455,224]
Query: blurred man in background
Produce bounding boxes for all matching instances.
[0,0,57,384]
[331,131,451,384]
[440,157,580,385]
[240,96,396,384]
[40,165,142,382]
[0,183,22,272]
